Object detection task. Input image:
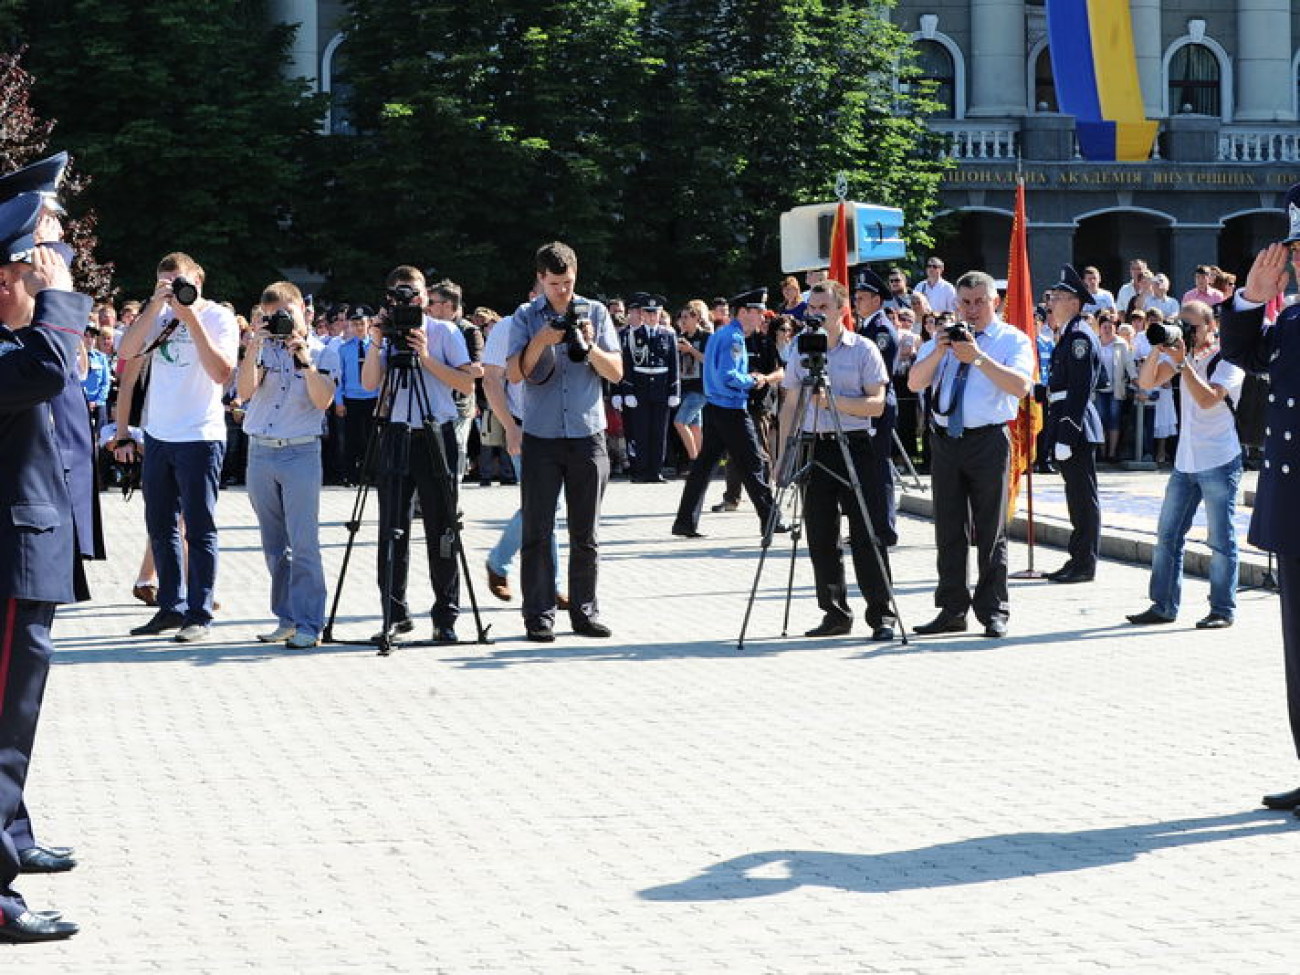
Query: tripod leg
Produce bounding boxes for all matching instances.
[892,428,924,489]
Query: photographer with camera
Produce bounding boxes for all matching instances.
[115,253,239,643]
[778,281,894,640]
[907,271,1034,639]
[506,242,622,642]
[362,266,479,645]
[236,282,336,649]
[1126,300,1242,630]
[1042,265,1104,584]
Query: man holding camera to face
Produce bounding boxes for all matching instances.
[362,266,479,645]
[907,271,1034,639]
[116,253,239,643]
[507,242,623,642]
[236,282,337,649]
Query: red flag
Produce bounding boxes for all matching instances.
[828,201,854,329]
[1005,178,1042,521]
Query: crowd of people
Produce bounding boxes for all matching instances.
[8,138,1300,944]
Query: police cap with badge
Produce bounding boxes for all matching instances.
[1049,263,1089,306]
[0,191,54,266]
[852,266,888,298]
[0,151,68,211]
[731,287,767,310]
[626,291,664,312]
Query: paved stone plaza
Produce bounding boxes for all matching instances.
[16,470,1299,973]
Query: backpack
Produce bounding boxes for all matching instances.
[1207,352,1268,449]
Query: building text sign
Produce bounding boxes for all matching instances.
[948,166,1300,191]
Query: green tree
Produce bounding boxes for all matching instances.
[9,0,323,304]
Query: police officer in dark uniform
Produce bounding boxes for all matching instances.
[853,266,899,546]
[616,293,679,483]
[1044,265,1104,583]
[1220,185,1300,814]
[0,153,92,878]
[0,191,88,943]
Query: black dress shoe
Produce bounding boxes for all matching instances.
[711,499,739,512]
[912,612,967,635]
[870,623,896,642]
[1126,608,1176,625]
[129,609,185,636]
[0,911,78,943]
[525,621,555,643]
[433,625,458,644]
[804,617,852,638]
[1195,613,1233,629]
[1048,568,1095,584]
[671,525,705,538]
[983,618,1008,639]
[18,845,77,873]
[1262,786,1300,810]
[573,618,612,638]
[1045,563,1074,581]
[771,521,790,534]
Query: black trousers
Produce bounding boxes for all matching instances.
[520,433,609,626]
[343,397,378,484]
[804,435,894,627]
[675,404,774,532]
[869,402,899,547]
[723,404,773,503]
[376,422,461,629]
[1058,442,1100,572]
[1276,554,1300,761]
[626,395,670,479]
[0,598,56,924]
[930,424,1012,624]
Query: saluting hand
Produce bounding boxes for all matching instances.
[1242,242,1291,304]
[23,244,73,294]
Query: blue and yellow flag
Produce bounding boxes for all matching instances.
[1046,0,1158,162]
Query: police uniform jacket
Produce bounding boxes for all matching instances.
[1046,316,1104,448]
[0,289,91,604]
[1221,297,1300,554]
[619,323,679,402]
[858,310,898,411]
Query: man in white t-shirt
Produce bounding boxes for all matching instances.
[1127,300,1243,629]
[115,252,239,642]
[913,256,957,314]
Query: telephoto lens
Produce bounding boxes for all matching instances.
[171,275,199,306]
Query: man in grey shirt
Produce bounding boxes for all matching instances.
[507,242,623,642]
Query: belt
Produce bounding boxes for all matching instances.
[933,423,1001,438]
[807,430,872,441]
[633,366,670,375]
[1047,390,1069,403]
[251,434,318,448]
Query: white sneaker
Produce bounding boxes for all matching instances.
[286,632,319,649]
[256,625,296,643]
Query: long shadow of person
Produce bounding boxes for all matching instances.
[640,811,1294,901]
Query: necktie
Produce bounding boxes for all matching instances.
[948,361,971,437]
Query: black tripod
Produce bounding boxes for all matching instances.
[738,357,908,649]
[323,342,490,655]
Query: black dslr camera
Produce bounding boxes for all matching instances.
[945,322,973,343]
[171,276,199,307]
[549,297,592,362]
[383,283,424,341]
[264,309,295,338]
[1145,317,1196,348]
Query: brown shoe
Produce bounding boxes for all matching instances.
[556,593,571,610]
[486,564,511,602]
[131,583,158,607]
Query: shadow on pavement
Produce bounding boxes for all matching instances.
[640,810,1296,901]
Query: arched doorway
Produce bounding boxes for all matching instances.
[1073,210,1173,294]
[1220,211,1285,281]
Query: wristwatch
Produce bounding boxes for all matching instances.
[971,354,987,368]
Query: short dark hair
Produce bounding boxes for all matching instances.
[429,278,463,312]
[535,241,577,276]
[385,265,424,290]
[710,297,729,308]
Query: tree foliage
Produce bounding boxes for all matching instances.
[9,0,324,304]
[303,0,949,308]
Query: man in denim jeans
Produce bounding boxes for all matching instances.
[1126,300,1242,630]
[117,253,239,643]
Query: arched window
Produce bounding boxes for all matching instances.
[1168,43,1220,117]
[1033,45,1058,112]
[914,40,955,118]
[322,34,355,136]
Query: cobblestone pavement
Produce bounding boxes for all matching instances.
[18,469,1298,974]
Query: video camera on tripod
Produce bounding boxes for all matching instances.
[382,284,425,342]
[795,313,829,374]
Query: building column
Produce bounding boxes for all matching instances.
[270,0,320,88]
[1166,225,1221,291]
[967,0,1027,117]
[1028,225,1073,296]
[1237,0,1293,122]
[1129,0,1163,119]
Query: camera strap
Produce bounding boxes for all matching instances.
[1204,352,1237,417]
[133,317,181,360]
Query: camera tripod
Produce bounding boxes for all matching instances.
[737,359,908,649]
[323,341,490,656]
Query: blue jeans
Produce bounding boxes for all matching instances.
[142,435,224,625]
[487,453,561,586]
[1148,453,1242,620]
[247,440,327,638]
